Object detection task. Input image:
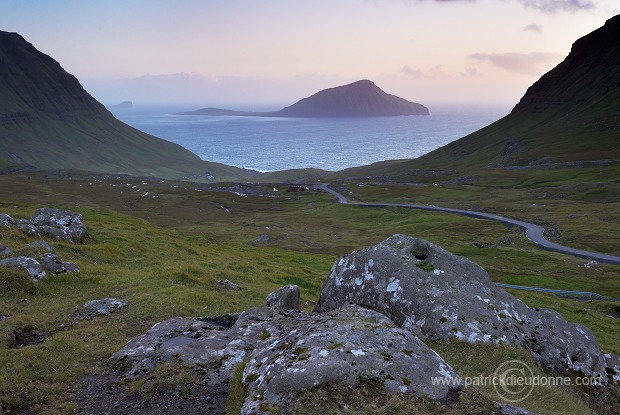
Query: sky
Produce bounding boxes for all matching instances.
[1,0,619,107]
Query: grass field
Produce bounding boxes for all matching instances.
[0,171,618,414]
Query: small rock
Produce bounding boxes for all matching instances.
[0,213,15,227]
[40,253,67,274]
[583,260,598,269]
[266,285,300,311]
[216,279,239,290]
[75,298,127,320]
[495,402,542,415]
[0,256,46,281]
[251,233,270,245]
[63,262,80,273]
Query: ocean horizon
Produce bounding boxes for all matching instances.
[110,103,512,172]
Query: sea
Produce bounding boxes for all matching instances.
[109,103,512,172]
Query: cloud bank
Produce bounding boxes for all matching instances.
[523,23,543,32]
[469,52,562,75]
[405,0,595,13]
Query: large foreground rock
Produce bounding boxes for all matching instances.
[112,304,461,414]
[317,235,608,382]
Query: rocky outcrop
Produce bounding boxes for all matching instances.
[73,298,127,321]
[0,224,80,281]
[30,208,88,243]
[104,235,615,414]
[317,234,608,382]
[1,208,88,243]
[112,304,461,414]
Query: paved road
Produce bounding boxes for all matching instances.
[316,184,620,266]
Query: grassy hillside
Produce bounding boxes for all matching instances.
[0,30,249,181]
[0,172,617,414]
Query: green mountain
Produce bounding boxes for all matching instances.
[0,30,247,180]
[339,15,620,179]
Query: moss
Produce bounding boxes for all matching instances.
[401,349,414,357]
[401,377,411,386]
[259,330,271,340]
[259,402,281,412]
[293,347,309,356]
[327,342,344,350]
[225,358,250,415]
[416,262,434,272]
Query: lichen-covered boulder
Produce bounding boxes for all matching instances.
[112,304,462,414]
[0,256,46,280]
[266,284,300,310]
[30,208,88,243]
[239,305,461,414]
[317,234,607,382]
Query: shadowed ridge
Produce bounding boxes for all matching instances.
[0,30,248,181]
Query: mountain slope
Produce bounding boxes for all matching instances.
[0,30,246,180]
[180,80,429,117]
[415,15,620,171]
[340,15,620,178]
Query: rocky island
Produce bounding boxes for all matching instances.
[179,79,430,118]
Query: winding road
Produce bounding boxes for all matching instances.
[316,184,620,266]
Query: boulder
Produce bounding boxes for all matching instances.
[266,284,300,310]
[317,235,608,382]
[74,298,127,320]
[63,262,80,273]
[0,213,14,227]
[0,256,46,280]
[30,208,88,243]
[112,304,462,414]
[216,279,239,291]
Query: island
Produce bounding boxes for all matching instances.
[178,80,429,118]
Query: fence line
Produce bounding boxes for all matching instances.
[494,282,611,301]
